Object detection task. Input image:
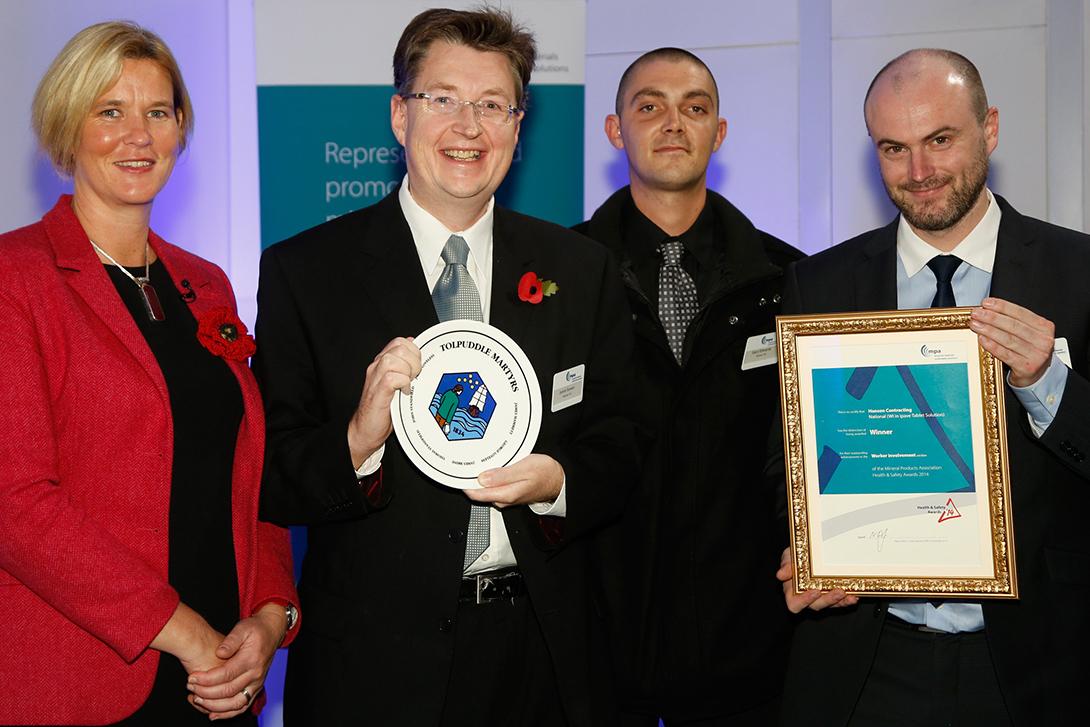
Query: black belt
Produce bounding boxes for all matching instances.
[459,568,526,604]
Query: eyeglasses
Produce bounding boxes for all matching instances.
[401,92,521,126]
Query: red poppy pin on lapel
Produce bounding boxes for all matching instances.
[518,271,558,305]
[196,306,257,360]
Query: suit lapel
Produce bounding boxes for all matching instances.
[45,198,168,399]
[988,196,1039,305]
[151,231,255,385]
[151,232,217,314]
[854,218,900,311]
[855,198,1035,312]
[348,196,538,340]
[488,207,536,343]
[982,197,1038,513]
[356,193,440,336]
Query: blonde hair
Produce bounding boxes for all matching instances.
[32,20,193,175]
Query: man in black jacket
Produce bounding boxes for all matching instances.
[255,8,637,725]
[577,48,803,725]
[777,48,1090,726]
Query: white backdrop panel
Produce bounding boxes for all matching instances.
[586,0,797,54]
[584,44,799,244]
[831,27,1047,243]
[257,0,584,85]
[833,0,1045,39]
[0,0,234,270]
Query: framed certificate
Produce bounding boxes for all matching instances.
[777,308,1017,598]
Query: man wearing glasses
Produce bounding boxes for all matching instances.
[254,7,636,725]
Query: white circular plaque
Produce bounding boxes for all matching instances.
[390,320,542,489]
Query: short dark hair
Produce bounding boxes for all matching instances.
[393,6,536,109]
[864,48,988,126]
[614,47,719,116]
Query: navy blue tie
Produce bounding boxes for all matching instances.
[926,254,963,608]
[927,255,963,308]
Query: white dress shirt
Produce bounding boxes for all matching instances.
[355,177,565,575]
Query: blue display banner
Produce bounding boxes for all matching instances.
[257,84,583,249]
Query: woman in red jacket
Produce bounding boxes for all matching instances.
[0,21,298,725]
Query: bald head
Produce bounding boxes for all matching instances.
[862,48,998,242]
[864,49,988,132]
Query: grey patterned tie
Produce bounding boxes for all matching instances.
[432,235,484,322]
[658,239,700,365]
[431,234,490,569]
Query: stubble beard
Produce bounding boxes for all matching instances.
[887,146,989,232]
[639,155,708,194]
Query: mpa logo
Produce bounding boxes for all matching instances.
[430,372,496,441]
[761,334,775,346]
[920,343,958,361]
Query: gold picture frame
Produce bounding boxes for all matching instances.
[777,308,1017,598]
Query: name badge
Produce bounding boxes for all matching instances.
[552,364,585,412]
[1055,337,1072,368]
[741,332,777,371]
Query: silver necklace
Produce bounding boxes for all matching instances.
[89,239,165,322]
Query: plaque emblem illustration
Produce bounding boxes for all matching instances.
[390,320,542,490]
[430,372,496,441]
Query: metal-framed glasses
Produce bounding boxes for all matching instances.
[401,92,520,125]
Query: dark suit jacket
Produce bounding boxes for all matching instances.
[779,195,1090,726]
[0,196,297,725]
[577,187,803,719]
[254,189,638,725]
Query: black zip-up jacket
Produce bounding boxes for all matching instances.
[576,186,804,720]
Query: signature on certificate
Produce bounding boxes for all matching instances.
[867,528,889,552]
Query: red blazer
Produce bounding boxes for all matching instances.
[0,196,298,725]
